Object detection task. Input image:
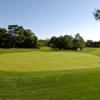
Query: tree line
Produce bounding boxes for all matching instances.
[0,24,100,50]
[86,40,100,47]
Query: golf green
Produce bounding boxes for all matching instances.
[0,51,100,71]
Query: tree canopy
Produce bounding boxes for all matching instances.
[0,25,38,48]
[49,33,85,50]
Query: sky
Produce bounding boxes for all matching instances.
[0,0,100,41]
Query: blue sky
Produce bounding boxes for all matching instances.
[0,0,100,41]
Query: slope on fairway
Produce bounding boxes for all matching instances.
[0,51,100,71]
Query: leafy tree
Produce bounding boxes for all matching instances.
[0,28,7,34]
[16,29,27,48]
[37,41,44,48]
[50,34,85,50]
[7,25,38,48]
[56,36,64,50]
[86,40,100,48]
[93,41,98,47]
[8,25,21,48]
[93,9,100,20]
[98,41,100,47]
[23,29,38,48]
[43,38,50,46]
[0,28,8,48]
[86,40,94,47]
[62,35,74,50]
[50,35,74,50]
[73,33,86,50]
[38,39,45,47]
[49,36,58,49]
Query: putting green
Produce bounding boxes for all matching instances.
[0,52,100,71]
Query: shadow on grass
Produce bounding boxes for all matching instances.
[1,67,100,77]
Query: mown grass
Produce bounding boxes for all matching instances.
[1,68,100,100]
[0,47,100,71]
[0,47,100,100]
[0,47,53,55]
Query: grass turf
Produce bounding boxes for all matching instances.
[0,47,100,71]
[0,47,100,100]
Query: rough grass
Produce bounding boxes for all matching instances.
[0,47,100,100]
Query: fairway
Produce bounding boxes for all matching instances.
[0,50,100,71]
[0,47,100,100]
